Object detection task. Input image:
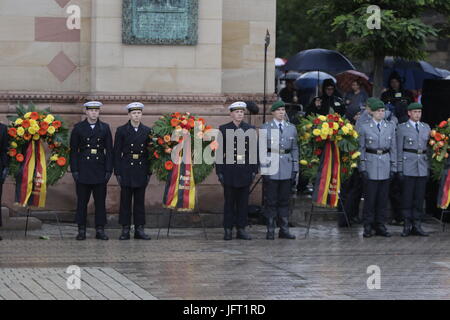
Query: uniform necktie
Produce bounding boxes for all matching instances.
[415,123,419,133]
[279,123,283,134]
[377,123,380,132]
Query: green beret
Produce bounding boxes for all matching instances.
[271,100,286,112]
[368,98,385,111]
[407,102,423,111]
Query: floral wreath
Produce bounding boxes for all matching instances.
[149,112,216,183]
[7,103,70,185]
[297,113,360,183]
[429,119,450,180]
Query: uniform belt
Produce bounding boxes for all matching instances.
[83,148,104,154]
[366,148,389,155]
[267,148,291,154]
[403,148,427,154]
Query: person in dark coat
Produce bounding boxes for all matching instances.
[70,101,113,241]
[216,101,258,240]
[0,123,9,241]
[114,102,152,240]
[381,71,414,124]
[319,78,345,116]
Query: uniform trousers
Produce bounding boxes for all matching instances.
[362,179,390,226]
[401,176,427,223]
[119,186,146,226]
[223,185,249,229]
[75,183,107,226]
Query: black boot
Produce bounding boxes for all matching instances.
[76,225,86,240]
[374,224,391,237]
[236,228,252,240]
[363,224,372,238]
[95,225,109,240]
[119,225,130,240]
[134,225,151,240]
[266,218,275,240]
[401,220,412,237]
[224,228,232,241]
[412,222,429,237]
[279,217,296,239]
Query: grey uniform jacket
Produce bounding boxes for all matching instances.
[260,120,299,180]
[396,121,430,177]
[358,119,397,180]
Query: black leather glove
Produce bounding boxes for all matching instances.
[105,171,112,183]
[116,175,122,186]
[72,171,79,182]
[360,171,369,180]
[0,167,8,183]
[217,173,224,185]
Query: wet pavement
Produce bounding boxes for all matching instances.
[0,220,449,300]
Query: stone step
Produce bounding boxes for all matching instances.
[1,206,9,223]
[1,217,42,231]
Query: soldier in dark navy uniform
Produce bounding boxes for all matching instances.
[114,102,152,240]
[216,101,258,240]
[70,101,113,241]
[0,122,9,241]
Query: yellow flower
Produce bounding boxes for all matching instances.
[318,115,326,121]
[47,126,56,135]
[24,112,31,119]
[303,133,311,140]
[312,129,321,136]
[320,134,328,140]
[32,124,40,132]
[351,163,358,168]
[321,128,330,135]
[44,115,54,123]
[14,118,23,125]
[305,123,313,129]
[33,134,40,141]
[29,119,37,127]
[300,160,308,165]
[322,123,329,129]
[342,126,349,134]
[10,142,17,148]
[311,159,319,164]
[352,131,359,138]
[336,136,343,141]
[28,126,37,134]
[351,151,361,159]
[333,122,339,130]
[50,154,59,161]
[346,123,353,130]
[17,127,25,136]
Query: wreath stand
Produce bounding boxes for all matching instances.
[24,206,64,239]
[156,192,207,240]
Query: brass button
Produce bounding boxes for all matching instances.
[87,144,90,147]
[87,138,90,141]
[131,144,134,147]
[87,156,90,160]
[96,157,99,160]
[141,144,143,147]
[131,163,134,166]
[139,162,142,165]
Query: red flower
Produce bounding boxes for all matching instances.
[327,114,334,120]
[333,130,338,135]
[339,122,344,127]
[56,157,66,166]
[23,133,32,141]
[16,154,24,162]
[314,149,322,156]
[342,167,348,174]
[38,128,47,136]
[9,149,17,157]
[172,112,181,119]
[328,122,334,128]
[204,125,212,132]
[48,144,55,149]
[40,121,49,130]
[157,138,164,145]
[439,121,447,128]
[21,120,30,128]
[8,128,17,137]
[334,116,340,122]
[165,160,174,171]
[315,137,322,142]
[153,151,160,159]
[170,118,181,127]
[313,119,321,125]
[52,120,62,129]
[30,112,39,120]
[188,118,195,129]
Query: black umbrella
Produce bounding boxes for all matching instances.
[283,48,355,74]
[384,57,441,77]
[283,48,355,95]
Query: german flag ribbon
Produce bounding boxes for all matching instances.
[162,140,196,211]
[15,140,47,208]
[312,141,341,208]
[438,168,450,209]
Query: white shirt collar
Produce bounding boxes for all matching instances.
[273,119,285,127]
[373,119,382,126]
[409,119,420,127]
